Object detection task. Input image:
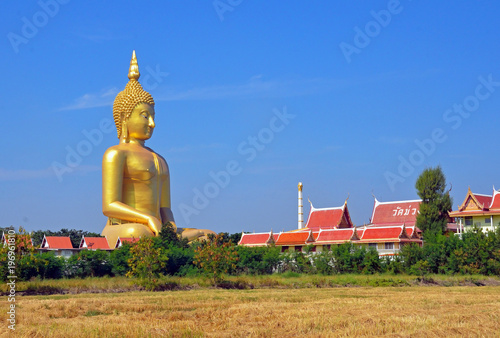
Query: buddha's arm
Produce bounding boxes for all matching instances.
[102,148,160,235]
[159,160,176,230]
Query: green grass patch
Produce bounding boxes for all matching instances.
[2,274,499,296]
[84,310,109,317]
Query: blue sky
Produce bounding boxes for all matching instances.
[1,1,499,235]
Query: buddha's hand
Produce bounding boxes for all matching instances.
[147,217,161,236]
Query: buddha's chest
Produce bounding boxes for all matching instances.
[124,151,167,182]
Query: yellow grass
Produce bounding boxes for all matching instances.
[2,286,500,337]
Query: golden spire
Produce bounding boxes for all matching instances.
[128,50,140,81]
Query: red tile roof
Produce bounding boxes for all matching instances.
[371,199,421,225]
[17,235,34,249]
[315,228,359,244]
[41,236,73,249]
[2,234,33,248]
[80,237,110,250]
[446,223,458,233]
[489,189,500,209]
[238,232,274,246]
[275,231,315,246]
[474,194,493,209]
[359,225,410,242]
[115,237,141,248]
[305,202,353,230]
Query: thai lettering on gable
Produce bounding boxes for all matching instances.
[392,205,418,217]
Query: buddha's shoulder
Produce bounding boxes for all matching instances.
[103,144,130,160]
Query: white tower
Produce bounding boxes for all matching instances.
[298,182,304,229]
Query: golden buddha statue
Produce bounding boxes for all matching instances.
[101,51,215,246]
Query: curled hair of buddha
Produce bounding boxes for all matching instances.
[113,51,155,139]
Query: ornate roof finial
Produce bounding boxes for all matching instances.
[128,50,140,81]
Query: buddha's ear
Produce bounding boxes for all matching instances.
[120,119,128,143]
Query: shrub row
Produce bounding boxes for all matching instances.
[1,226,499,282]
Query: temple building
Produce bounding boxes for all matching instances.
[238,185,424,256]
[238,231,278,247]
[79,236,111,251]
[449,187,500,234]
[304,200,354,230]
[114,237,141,249]
[369,198,421,227]
[39,236,77,258]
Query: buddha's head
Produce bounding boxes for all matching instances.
[113,51,155,142]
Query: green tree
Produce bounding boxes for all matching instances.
[194,234,238,285]
[110,244,133,276]
[219,232,243,245]
[415,166,452,237]
[157,222,189,249]
[362,247,382,274]
[0,227,38,281]
[19,252,64,280]
[399,243,423,272]
[64,250,112,278]
[126,237,168,281]
[153,223,195,276]
[312,249,335,275]
[331,243,367,274]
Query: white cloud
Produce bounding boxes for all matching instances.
[58,87,119,111]
[59,70,439,111]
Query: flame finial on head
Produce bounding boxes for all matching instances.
[128,50,140,81]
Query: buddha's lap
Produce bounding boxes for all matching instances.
[102,222,154,246]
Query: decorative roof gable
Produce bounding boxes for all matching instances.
[458,187,492,211]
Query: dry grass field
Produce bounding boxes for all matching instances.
[2,286,500,337]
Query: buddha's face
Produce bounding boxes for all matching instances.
[126,103,155,141]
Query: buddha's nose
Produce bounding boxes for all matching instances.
[148,117,155,128]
